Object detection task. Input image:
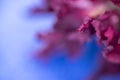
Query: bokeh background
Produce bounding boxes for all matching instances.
[0,0,120,80]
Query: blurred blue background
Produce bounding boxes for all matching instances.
[1,0,120,80]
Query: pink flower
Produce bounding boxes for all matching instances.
[31,0,120,63]
[79,11,120,63]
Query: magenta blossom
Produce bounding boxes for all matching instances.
[31,0,120,63]
[79,11,120,64]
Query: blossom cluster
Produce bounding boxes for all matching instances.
[78,10,120,63]
[30,0,120,63]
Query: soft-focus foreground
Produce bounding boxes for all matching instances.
[0,0,120,80]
